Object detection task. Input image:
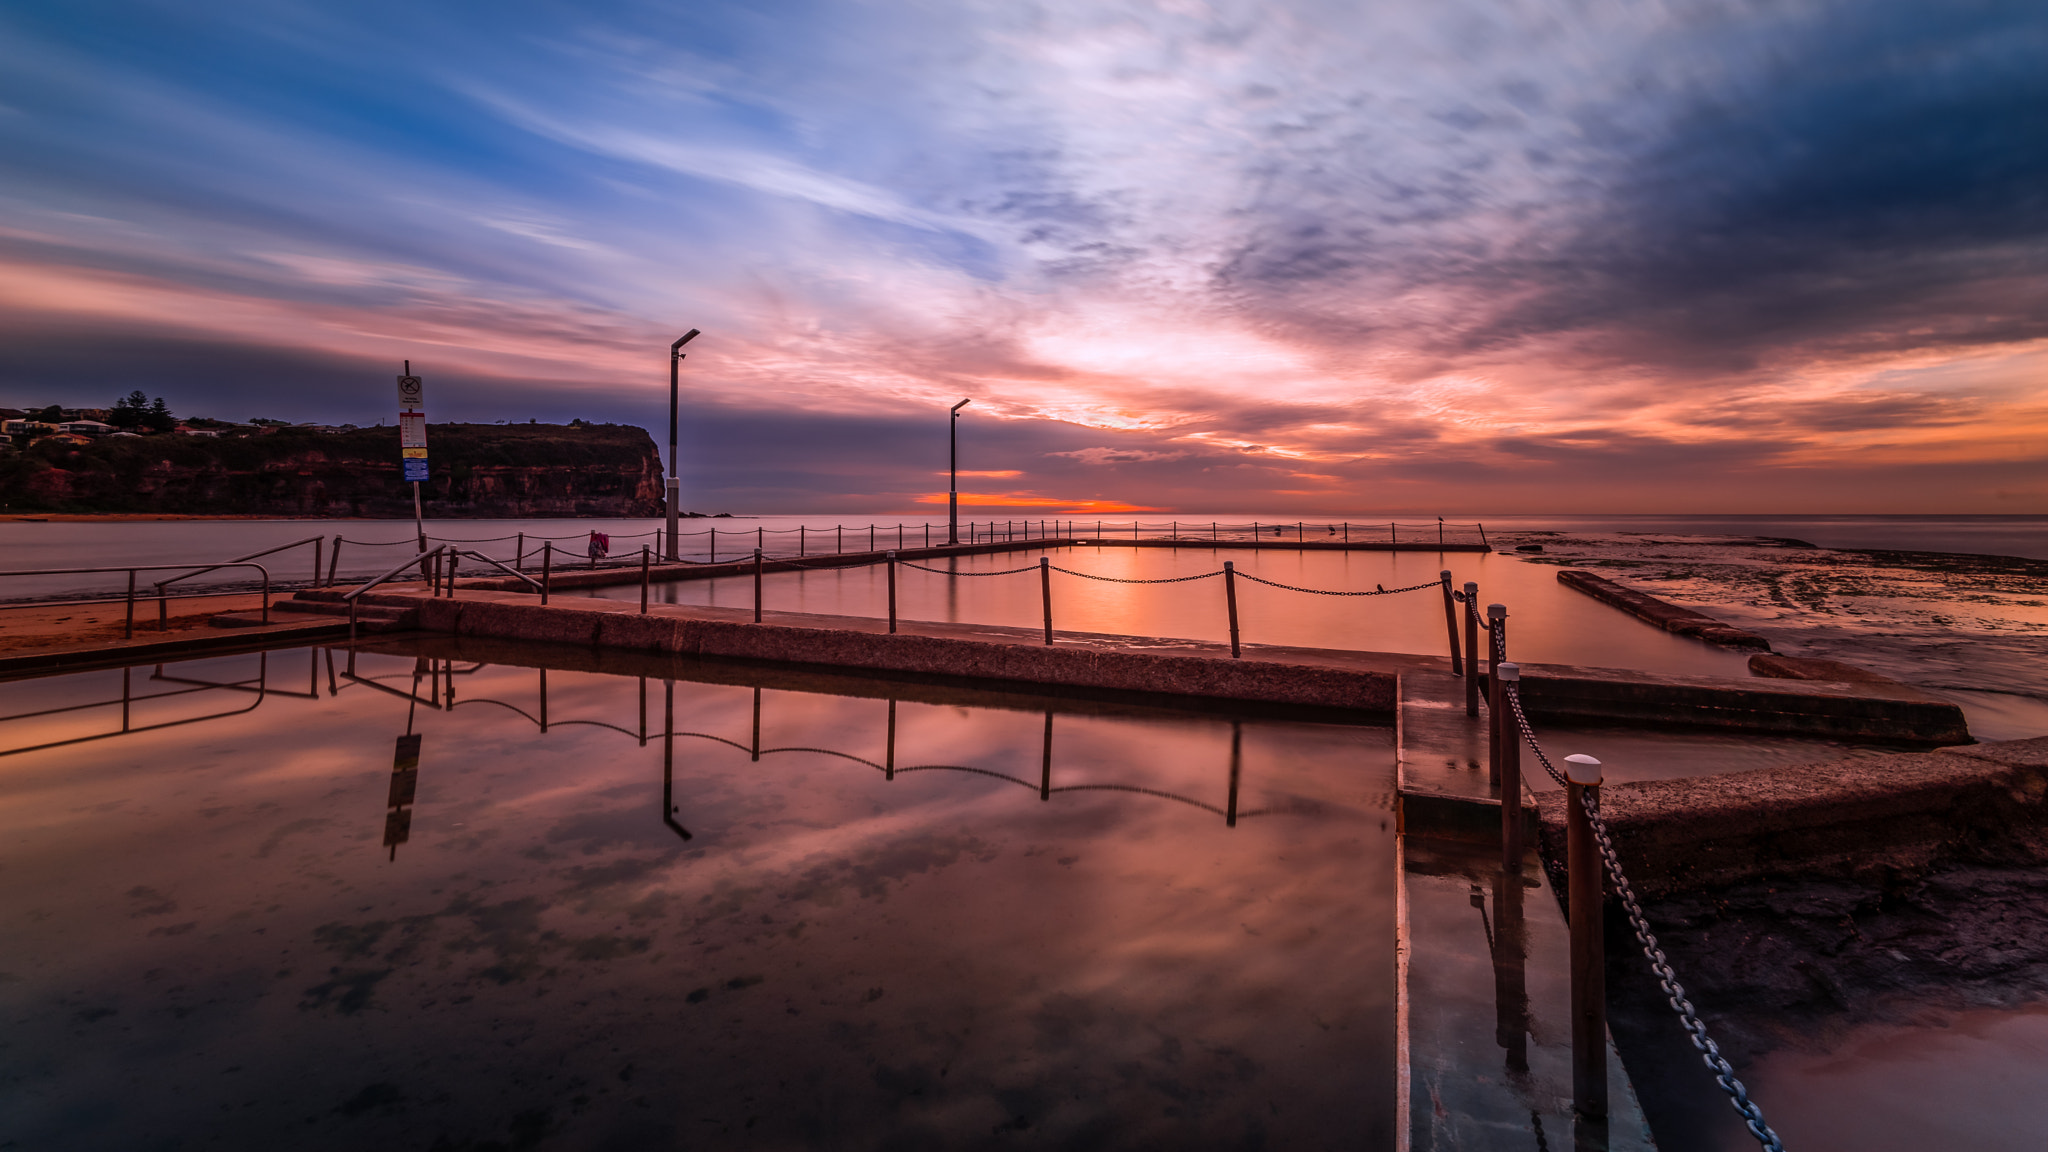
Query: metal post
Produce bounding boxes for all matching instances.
[710,526,716,563]
[759,526,765,553]
[121,570,136,639]
[1463,582,1480,716]
[539,668,548,732]
[1497,663,1523,872]
[1487,604,1506,780]
[869,524,874,552]
[328,535,343,585]
[640,545,651,613]
[1480,522,1489,549]
[1039,556,1053,645]
[1566,753,1607,1121]
[1391,521,1397,544]
[753,548,763,623]
[886,551,897,634]
[412,480,426,553]
[949,398,969,544]
[1440,571,1463,675]
[886,697,897,781]
[541,544,552,605]
[668,329,699,562]
[1223,560,1241,658]
[800,525,806,556]
[1439,516,1445,546]
[515,532,524,570]
[751,686,761,761]
[836,525,841,553]
[313,537,323,589]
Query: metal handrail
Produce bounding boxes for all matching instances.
[154,536,324,592]
[345,545,446,643]
[0,561,272,636]
[451,549,541,590]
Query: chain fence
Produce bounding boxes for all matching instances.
[1503,683,1787,1152]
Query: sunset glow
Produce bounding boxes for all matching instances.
[1,2,2043,513]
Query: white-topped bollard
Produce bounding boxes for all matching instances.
[1565,750,1606,1120]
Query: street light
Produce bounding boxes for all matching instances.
[948,398,971,545]
[666,329,700,561]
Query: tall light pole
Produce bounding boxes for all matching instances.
[666,329,700,561]
[948,398,971,544]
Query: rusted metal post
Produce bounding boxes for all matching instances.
[1566,752,1607,1122]
[1497,663,1523,871]
[753,548,763,622]
[541,543,552,605]
[640,545,650,613]
[886,551,897,633]
[1039,556,1053,644]
[1224,561,1241,658]
[1463,582,1480,716]
[1488,602,1505,687]
[1440,571,1463,675]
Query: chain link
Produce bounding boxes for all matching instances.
[897,560,1046,576]
[1503,684,1787,1151]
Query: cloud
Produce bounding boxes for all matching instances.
[1048,447,1190,465]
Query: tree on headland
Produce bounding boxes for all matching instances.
[144,397,175,432]
[108,391,149,429]
[34,405,63,423]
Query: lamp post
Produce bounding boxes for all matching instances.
[947,398,970,545]
[666,329,700,561]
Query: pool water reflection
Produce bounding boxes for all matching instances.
[0,641,1396,1150]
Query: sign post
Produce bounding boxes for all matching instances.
[397,363,427,551]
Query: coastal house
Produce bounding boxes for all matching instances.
[174,425,220,438]
[3,420,59,437]
[58,420,115,437]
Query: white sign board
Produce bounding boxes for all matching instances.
[399,411,428,448]
[396,375,424,409]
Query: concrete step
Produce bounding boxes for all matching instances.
[219,600,418,632]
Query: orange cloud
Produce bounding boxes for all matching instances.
[913,491,1161,513]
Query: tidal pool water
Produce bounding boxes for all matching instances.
[576,546,1755,678]
[0,641,1397,1150]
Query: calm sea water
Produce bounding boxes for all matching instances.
[0,641,1397,1149]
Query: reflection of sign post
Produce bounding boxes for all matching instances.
[397,363,427,550]
[385,733,422,860]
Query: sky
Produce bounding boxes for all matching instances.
[1,0,2044,515]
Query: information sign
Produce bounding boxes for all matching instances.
[397,375,424,409]
[399,411,427,448]
[403,458,429,482]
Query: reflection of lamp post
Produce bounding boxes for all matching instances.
[666,329,701,561]
[948,398,971,545]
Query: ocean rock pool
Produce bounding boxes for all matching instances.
[0,641,1396,1150]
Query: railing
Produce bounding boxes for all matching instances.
[693,550,1460,661]
[0,561,273,637]
[317,517,1491,576]
[0,650,314,757]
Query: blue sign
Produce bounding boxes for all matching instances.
[403,458,429,482]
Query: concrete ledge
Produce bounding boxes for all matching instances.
[0,617,352,681]
[1501,660,1970,744]
[1557,569,1772,651]
[1534,736,2048,898]
[1747,652,1902,684]
[413,593,1402,717]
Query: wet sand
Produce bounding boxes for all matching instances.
[0,592,273,653]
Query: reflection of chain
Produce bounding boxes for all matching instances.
[898,561,1045,576]
[1048,566,1223,585]
[1504,685,1787,1152]
[1234,573,1439,596]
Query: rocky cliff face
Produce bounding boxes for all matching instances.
[0,423,664,517]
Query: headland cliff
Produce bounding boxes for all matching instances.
[0,422,664,517]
